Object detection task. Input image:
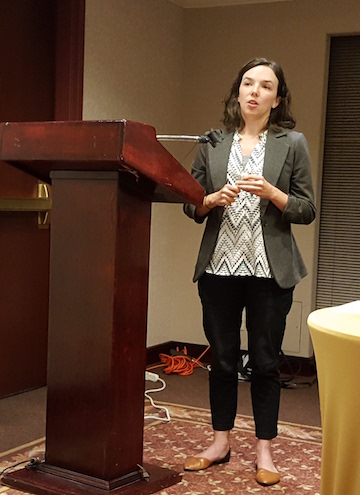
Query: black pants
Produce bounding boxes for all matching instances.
[198,273,294,440]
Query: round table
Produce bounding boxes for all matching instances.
[308,301,360,495]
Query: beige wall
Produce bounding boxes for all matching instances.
[83,0,360,356]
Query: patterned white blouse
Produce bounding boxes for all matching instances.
[206,130,272,278]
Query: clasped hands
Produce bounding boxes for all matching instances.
[201,174,287,214]
[212,174,274,207]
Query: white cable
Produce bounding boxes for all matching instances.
[144,375,170,422]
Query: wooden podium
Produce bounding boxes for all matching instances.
[0,120,204,495]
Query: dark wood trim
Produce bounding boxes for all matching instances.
[55,0,85,120]
[2,464,181,495]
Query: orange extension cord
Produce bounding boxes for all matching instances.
[147,346,210,376]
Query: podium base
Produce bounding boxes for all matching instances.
[1,463,182,495]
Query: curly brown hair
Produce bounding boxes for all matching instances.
[222,58,296,132]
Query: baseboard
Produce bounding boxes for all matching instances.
[146,341,316,378]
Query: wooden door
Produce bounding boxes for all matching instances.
[0,0,84,398]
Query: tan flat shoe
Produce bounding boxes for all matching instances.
[184,449,230,471]
[256,468,280,486]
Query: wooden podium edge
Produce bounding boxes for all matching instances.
[1,463,182,495]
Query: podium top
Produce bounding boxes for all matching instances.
[0,119,204,205]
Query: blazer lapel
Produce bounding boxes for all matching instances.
[260,130,289,215]
[208,130,234,191]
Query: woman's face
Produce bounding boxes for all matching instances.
[238,65,280,123]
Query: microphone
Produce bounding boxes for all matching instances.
[157,129,222,148]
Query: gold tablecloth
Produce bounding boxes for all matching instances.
[308,301,360,495]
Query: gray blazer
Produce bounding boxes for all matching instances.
[184,128,316,289]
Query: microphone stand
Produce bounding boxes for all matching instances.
[156,134,211,144]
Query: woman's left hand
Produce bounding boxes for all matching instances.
[236,174,273,199]
[236,174,289,211]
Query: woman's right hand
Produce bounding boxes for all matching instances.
[196,184,240,216]
[206,184,240,208]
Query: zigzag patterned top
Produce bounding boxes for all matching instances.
[206,131,272,278]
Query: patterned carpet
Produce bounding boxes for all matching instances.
[0,402,322,494]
